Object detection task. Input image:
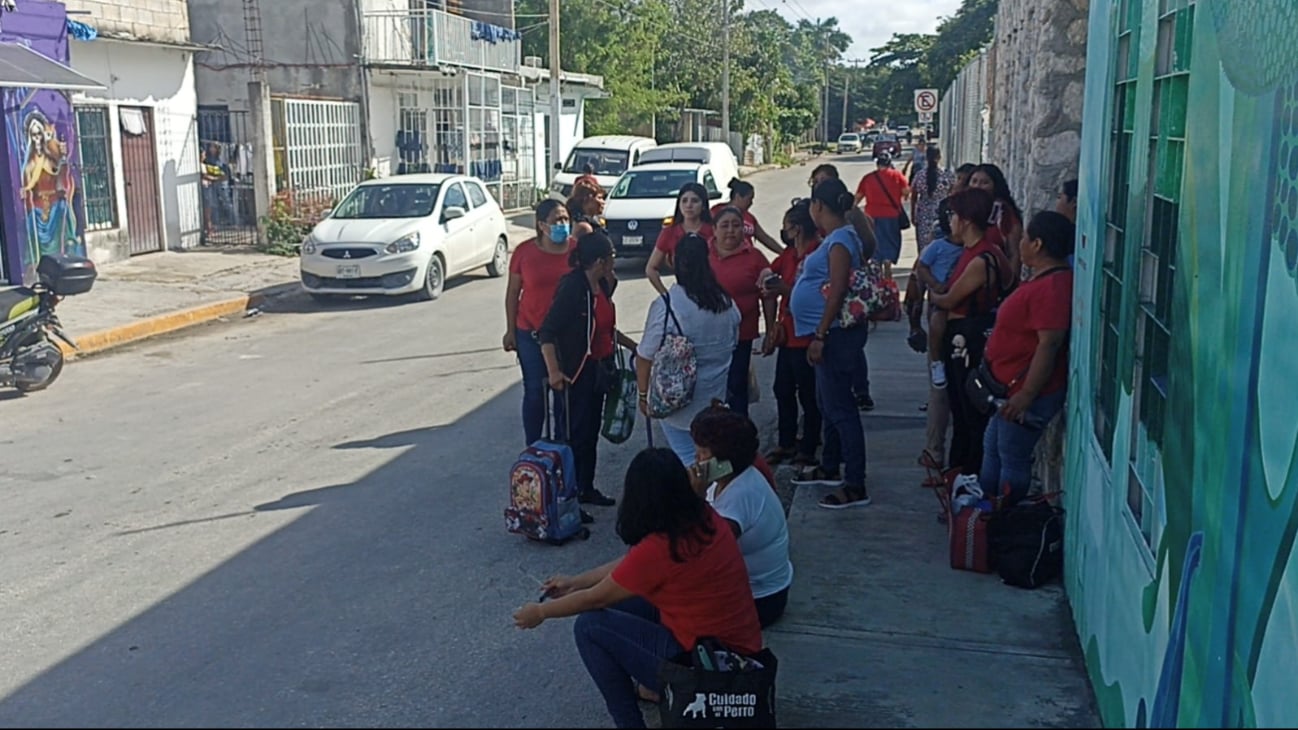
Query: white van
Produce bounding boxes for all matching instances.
[548,135,658,200]
[634,142,740,193]
[602,161,729,256]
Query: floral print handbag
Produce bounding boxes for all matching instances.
[647,294,698,418]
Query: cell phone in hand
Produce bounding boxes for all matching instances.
[763,273,783,292]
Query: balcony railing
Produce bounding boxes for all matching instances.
[362,8,520,74]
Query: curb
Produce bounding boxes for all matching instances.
[59,282,299,360]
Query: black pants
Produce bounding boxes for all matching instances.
[554,363,606,494]
[774,345,820,458]
[755,587,789,629]
[943,315,994,474]
[727,339,754,417]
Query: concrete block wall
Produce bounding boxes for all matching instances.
[63,0,191,46]
[988,0,1089,216]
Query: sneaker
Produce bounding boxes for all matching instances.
[856,394,876,411]
[930,361,947,388]
[792,466,843,487]
[818,484,872,510]
[579,489,616,507]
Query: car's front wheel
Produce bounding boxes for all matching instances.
[487,236,508,278]
[414,253,445,302]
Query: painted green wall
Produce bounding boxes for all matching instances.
[1068,0,1298,727]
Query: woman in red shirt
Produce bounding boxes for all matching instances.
[969,164,1025,281]
[711,206,773,417]
[513,448,762,729]
[645,182,713,295]
[709,178,783,255]
[930,188,1013,475]
[761,199,821,466]
[538,233,637,509]
[502,199,574,445]
[979,211,1074,506]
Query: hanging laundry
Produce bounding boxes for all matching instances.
[236,143,253,176]
[470,21,522,45]
[119,108,146,136]
[66,19,99,42]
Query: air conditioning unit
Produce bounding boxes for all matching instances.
[523,56,542,68]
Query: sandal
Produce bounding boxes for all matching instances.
[764,447,796,466]
[818,484,871,510]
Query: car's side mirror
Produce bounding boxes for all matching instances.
[553,163,562,171]
[708,190,723,200]
[443,206,467,222]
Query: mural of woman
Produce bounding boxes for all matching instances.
[18,108,79,265]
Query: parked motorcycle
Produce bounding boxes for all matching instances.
[0,254,97,393]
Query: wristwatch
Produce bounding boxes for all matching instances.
[814,331,827,341]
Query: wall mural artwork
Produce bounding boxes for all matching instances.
[5,90,85,276]
[1066,1,1298,728]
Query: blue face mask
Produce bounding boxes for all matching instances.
[549,223,571,242]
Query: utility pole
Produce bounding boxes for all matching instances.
[548,0,562,182]
[721,0,731,153]
[822,60,830,143]
[841,59,864,136]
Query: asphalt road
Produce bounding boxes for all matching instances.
[0,154,897,728]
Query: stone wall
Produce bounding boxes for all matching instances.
[988,0,1088,216]
[63,0,191,46]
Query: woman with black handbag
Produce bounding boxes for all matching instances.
[539,233,637,510]
[929,188,1013,476]
[978,211,1075,507]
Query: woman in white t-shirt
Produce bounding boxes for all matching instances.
[687,405,793,627]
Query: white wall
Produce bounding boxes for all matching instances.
[532,87,590,185]
[69,39,202,260]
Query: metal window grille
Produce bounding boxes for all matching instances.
[281,99,363,202]
[75,106,117,230]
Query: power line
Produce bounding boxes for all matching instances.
[587,0,712,46]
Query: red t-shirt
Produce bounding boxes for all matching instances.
[655,223,715,258]
[769,240,820,348]
[710,204,758,243]
[855,168,909,219]
[611,507,763,655]
[591,288,617,360]
[508,238,575,331]
[710,243,769,341]
[985,201,1022,259]
[985,269,1072,397]
[947,235,1011,318]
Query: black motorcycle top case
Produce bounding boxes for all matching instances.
[37,255,97,296]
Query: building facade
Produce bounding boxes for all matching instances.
[186,0,601,222]
[1068,0,1298,726]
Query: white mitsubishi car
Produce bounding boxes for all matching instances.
[299,174,510,302]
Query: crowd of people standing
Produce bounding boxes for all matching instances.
[503,146,1080,727]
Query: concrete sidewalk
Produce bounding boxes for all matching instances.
[765,317,1100,727]
[54,221,535,360]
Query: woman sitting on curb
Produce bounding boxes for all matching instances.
[513,448,762,729]
[689,405,792,628]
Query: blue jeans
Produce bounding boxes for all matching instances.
[979,389,1066,506]
[852,348,870,398]
[660,421,696,467]
[815,325,869,487]
[574,597,684,729]
[726,339,753,417]
[516,329,547,445]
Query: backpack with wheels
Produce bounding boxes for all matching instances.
[505,389,589,545]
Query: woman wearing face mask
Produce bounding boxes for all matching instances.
[710,206,774,418]
[503,199,574,445]
[645,183,714,295]
[710,178,783,255]
[761,199,821,467]
[539,233,637,510]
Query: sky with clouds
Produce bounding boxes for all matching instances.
[758,0,965,61]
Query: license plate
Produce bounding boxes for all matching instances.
[336,264,361,279]
[622,235,643,247]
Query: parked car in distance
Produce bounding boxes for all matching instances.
[836,133,863,154]
[872,133,902,159]
[549,135,658,201]
[896,125,912,143]
[602,162,727,256]
[300,174,510,302]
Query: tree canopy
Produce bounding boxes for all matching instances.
[513,0,995,145]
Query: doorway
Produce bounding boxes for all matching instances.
[119,106,164,255]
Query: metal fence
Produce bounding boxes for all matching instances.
[279,98,364,204]
[361,7,519,74]
[196,107,258,246]
[939,48,991,169]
